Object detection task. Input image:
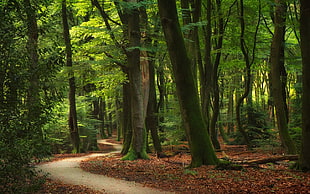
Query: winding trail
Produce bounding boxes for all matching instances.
[37,140,173,194]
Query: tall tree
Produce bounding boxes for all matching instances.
[141,6,162,153]
[299,0,310,171]
[24,0,41,126]
[122,0,149,160]
[270,0,296,154]
[158,0,218,167]
[62,0,80,153]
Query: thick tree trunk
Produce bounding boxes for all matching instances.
[299,0,310,171]
[158,0,218,167]
[122,0,148,160]
[270,0,296,154]
[62,0,80,153]
[200,0,212,133]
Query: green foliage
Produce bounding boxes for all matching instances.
[159,98,186,145]
[183,169,198,175]
[230,105,277,147]
[289,127,302,153]
[43,103,72,153]
[0,137,46,193]
[44,96,102,153]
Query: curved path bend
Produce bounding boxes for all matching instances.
[37,140,173,194]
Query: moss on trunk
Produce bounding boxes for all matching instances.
[158,0,218,167]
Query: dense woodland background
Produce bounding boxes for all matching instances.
[1,0,310,192]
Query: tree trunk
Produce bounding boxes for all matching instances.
[235,0,251,147]
[270,0,296,154]
[299,0,310,171]
[140,6,162,153]
[122,0,148,160]
[209,0,225,149]
[146,54,162,153]
[121,79,132,155]
[200,0,212,133]
[98,97,107,139]
[158,0,218,167]
[156,61,166,132]
[62,0,80,153]
[24,0,41,126]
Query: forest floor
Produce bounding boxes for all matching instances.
[37,139,310,193]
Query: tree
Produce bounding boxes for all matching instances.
[141,6,162,153]
[270,0,296,154]
[62,0,80,153]
[24,0,41,124]
[158,0,218,167]
[299,0,310,171]
[122,0,149,160]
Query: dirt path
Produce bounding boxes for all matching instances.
[37,141,173,194]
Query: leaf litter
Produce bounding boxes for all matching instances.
[79,144,310,193]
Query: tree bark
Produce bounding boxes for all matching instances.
[121,79,132,155]
[158,0,218,167]
[24,0,41,125]
[270,0,296,154]
[122,0,148,160]
[146,54,162,153]
[299,0,310,171]
[235,0,251,147]
[62,0,80,153]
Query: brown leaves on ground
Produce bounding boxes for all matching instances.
[80,144,310,194]
[35,179,105,194]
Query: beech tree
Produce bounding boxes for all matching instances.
[299,0,310,171]
[62,0,80,153]
[122,0,149,160]
[270,0,296,154]
[158,0,218,167]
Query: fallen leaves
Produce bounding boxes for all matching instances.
[80,145,310,193]
[35,179,105,194]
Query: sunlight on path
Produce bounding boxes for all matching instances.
[37,141,173,194]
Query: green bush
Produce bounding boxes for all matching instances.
[0,114,49,193]
[230,105,276,147]
[289,127,302,153]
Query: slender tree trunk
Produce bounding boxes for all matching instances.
[158,0,218,167]
[235,0,251,147]
[98,97,107,139]
[62,0,80,153]
[24,0,41,126]
[270,0,296,154]
[146,55,162,153]
[299,0,310,171]
[121,79,132,155]
[157,62,166,132]
[209,0,225,149]
[140,7,162,153]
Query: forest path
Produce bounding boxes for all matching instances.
[37,139,173,194]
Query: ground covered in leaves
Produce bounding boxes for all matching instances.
[79,144,310,193]
[35,179,104,194]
